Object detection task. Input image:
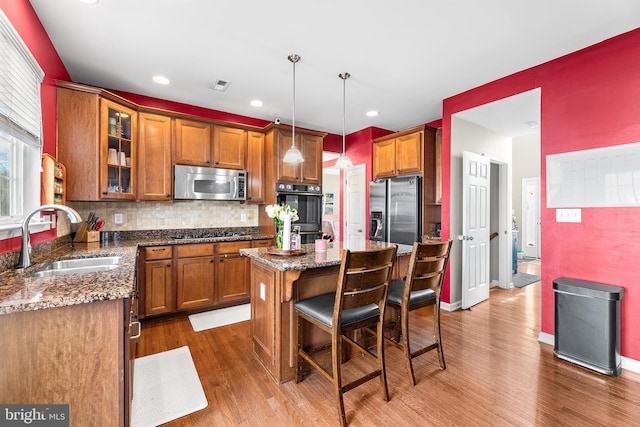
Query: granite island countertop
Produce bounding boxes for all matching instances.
[240,240,413,272]
[0,233,274,316]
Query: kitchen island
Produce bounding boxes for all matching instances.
[240,240,412,384]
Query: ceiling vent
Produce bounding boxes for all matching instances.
[212,79,231,91]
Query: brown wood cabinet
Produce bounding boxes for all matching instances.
[57,84,138,201]
[252,238,273,248]
[246,131,265,203]
[139,240,260,318]
[140,246,174,317]
[213,125,246,169]
[101,99,138,200]
[174,118,212,166]
[175,243,216,311]
[0,298,136,425]
[216,241,251,304]
[174,119,247,170]
[138,113,172,200]
[373,128,423,178]
[268,126,324,184]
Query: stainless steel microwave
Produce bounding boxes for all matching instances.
[174,165,246,201]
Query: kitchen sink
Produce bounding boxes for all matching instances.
[30,255,123,277]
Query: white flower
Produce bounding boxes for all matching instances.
[265,203,298,224]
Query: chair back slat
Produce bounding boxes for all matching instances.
[405,240,453,295]
[335,246,397,314]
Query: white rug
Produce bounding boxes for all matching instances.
[131,346,207,427]
[188,304,251,332]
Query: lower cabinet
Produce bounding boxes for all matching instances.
[175,243,216,311]
[141,246,174,316]
[217,241,251,304]
[139,239,272,318]
[0,298,136,426]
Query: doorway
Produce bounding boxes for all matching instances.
[449,88,541,309]
[521,177,541,259]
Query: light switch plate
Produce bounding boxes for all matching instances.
[556,208,581,223]
[114,213,123,224]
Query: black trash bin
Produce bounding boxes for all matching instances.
[553,277,624,376]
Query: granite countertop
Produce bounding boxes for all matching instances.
[240,240,413,272]
[0,233,274,316]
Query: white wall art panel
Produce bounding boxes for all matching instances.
[546,142,640,207]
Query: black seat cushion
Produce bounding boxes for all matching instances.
[294,292,380,328]
[387,279,436,307]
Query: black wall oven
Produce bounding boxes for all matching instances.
[276,182,322,244]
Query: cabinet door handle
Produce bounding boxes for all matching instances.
[166,194,170,198]
[102,191,108,195]
[166,263,171,267]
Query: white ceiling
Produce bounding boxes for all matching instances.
[29,0,640,137]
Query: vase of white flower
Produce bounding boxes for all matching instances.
[265,203,299,248]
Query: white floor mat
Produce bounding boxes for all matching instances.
[188,304,250,332]
[131,346,207,427]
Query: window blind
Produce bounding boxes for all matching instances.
[0,9,44,148]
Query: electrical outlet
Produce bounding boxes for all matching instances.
[240,212,247,222]
[556,208,581,223]
[114,213,123,224]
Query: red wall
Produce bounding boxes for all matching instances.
[442,29,640,360]
[0,0,72,253]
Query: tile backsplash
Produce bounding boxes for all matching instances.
[66,200,259,232]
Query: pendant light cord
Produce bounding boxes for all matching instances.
[288,54,300,149]
[339,73,350,156]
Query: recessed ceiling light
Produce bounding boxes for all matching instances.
[250,100,263,107]
[80,0,99,4]
[366,110,379,117]
[152,75,171,85]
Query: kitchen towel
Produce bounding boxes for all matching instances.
[131,346,207,427]
[188,304,251,332]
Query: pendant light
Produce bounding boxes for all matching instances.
[335,72,353,168]
[283,54,304,164]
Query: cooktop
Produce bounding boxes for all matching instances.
[173,230,248,240]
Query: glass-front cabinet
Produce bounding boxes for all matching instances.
[101,99,137,199]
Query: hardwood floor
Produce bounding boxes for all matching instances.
[136,259,640,426]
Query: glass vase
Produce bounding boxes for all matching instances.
[276,225,283,249]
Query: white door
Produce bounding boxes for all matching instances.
[461,151,491,309]
[522,177,541,259]
[344,164,366,250]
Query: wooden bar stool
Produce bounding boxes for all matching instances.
[294,245,397,426]
[385,239,452,385]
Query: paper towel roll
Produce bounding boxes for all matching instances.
[283,214,291,251]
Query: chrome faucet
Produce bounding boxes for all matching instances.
[17,204,82,269]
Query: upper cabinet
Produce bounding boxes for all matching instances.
[102,99,137,200]
[174,119,246,170]
[174,118,212,166]
[213,125,246,169]
[245,131,265,204]
[268,126,324,184]
[138,113,172,201]
[373,129,422,178]
[57,84,138,201]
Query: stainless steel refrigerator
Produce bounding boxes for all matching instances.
[369,175,422,245]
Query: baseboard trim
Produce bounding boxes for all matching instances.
[538,332,640,374]
[441,300,460,312]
